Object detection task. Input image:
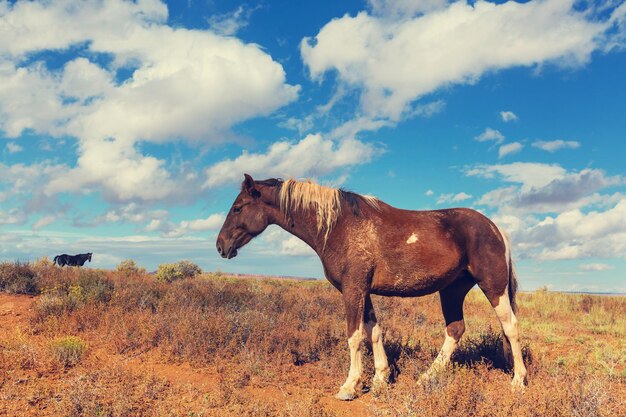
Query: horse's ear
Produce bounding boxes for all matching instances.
[242,173,260,198]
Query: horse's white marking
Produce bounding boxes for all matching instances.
[337,324,365,398]
[422,326,462,381]
[494,288,527,389]
[406,233,418,244]
[496,225,511,271]
[365,320,390,385]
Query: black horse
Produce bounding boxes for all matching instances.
[53,253,92,267]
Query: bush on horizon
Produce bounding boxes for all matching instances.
[155,260,202,283]
[0,261,38,294]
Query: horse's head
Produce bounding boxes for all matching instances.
[216,174,278,259]
[87,253,92,262]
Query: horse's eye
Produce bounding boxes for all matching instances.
[233,206,242,214]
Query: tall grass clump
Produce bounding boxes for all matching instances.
[0,261,38,294]
[51,336,88,368]
[33,269,114,322]
[116,259,147,278]
[155,260,202,283]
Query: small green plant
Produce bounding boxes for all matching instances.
[51,336,88,367]
[155,260,202,283]
[0,261,38,294]
[116,259,146,277]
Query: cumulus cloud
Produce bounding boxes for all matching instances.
[579,263,615,271]
[0,0,299,203]
[532,139,580,152]
[6,142,22,154]
[468,161,626,261]
[260,227,316,257]
[437,191,472,205]
[204,134,379,188]
[0,208,27,225]
[498,142,523,158]
[208,5,259,36]
[302,0,620,120]
[469,163,623,213]
[519,199,626,260]
[368,0,449,17]
[500,111,518,122]
[84,203,169,227]
[32,215,57,230]
[147,213,226,238]
[475,128,505,144]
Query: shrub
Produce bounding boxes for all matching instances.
[51,336,88,367]
[0,261,38,294]
[155,260,202,283]
[116,259,146,277]
[32,270,114,322]
[77,270,114,303]
[176,260,202,278]
[32,256,54,269]
[155,264,183,283]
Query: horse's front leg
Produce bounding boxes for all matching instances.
[335,287,367,401]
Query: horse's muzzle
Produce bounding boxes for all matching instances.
[216,241,238,259]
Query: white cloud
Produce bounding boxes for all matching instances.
[500,110,518,122]
[368,0,449,17]
[6,142,22,154]
[204,133,379,188]
[278,116,315,136]
[579,263,615,271]
[0,208,27,225]
[0,0,299,203]
[260,227,316,257]
[469,163,623,213]
[532,139,580,152]
[467,162,567,190]
[32,215,57,230]
[302,0,617,120]
[437,191,472,205]
[425,189,434,196]
[469,161,626,261]
[208,5,258,36]
[87,203,169,227]
[147,213,226,238]
[475,128,505,144]
[498,142,523,158]
[522,199,626,260]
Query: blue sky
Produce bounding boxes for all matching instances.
[1,0,626,292]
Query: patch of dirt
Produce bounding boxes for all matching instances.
[0,293,34,330]
[0,294,372,416]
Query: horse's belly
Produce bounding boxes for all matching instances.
[370,253,464,297]
[371,271,457,297]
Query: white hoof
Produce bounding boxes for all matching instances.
[511,375,527,392]
[335,388,357,401]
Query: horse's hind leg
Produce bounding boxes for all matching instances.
[420,273,475,384]
[481,285,527,389]
[364,295,390,389]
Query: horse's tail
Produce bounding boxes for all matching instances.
[499,227,518,314]
[508,258,518,314]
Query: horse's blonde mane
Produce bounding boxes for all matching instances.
[279,179,379,245]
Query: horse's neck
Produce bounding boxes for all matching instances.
[271,205,326,254]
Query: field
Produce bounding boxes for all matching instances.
[1,260,625,416]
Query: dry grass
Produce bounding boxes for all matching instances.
[0,262,625,416]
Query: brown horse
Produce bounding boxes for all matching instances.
[216,174,527,400]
